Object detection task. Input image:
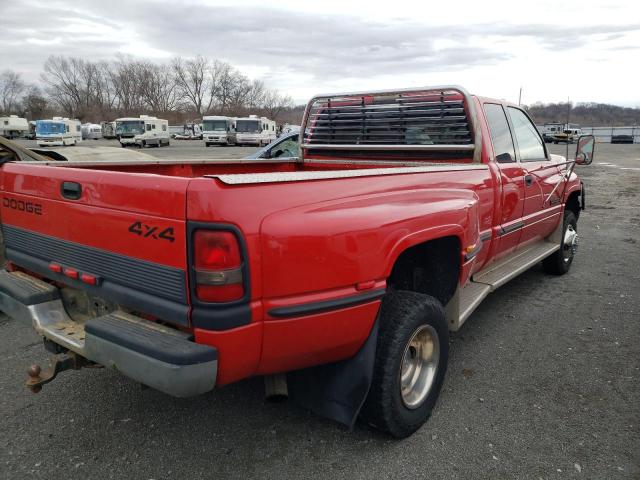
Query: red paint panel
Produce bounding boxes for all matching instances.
[2,163,189,219]
[257,301,380,375]
[194,322,263,386]
[1,192,186,269]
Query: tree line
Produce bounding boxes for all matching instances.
[526,102,640,127]
[0,55,299,124]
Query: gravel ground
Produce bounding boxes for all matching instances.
[0,142,638,479]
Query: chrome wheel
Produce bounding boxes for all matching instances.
[400,324,440,409]
[562,224,578,263]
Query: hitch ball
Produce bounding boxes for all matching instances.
[26,364,43,393]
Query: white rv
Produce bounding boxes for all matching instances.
[0,115,30,139]
[81,123,103,140]
[36,118,82,147]
[101,121,117,139]
[115,115,170,147]
[202,116,236,146]
[235,115,277,146]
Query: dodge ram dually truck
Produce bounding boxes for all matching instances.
[0,86,594,438]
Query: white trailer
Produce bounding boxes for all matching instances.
[115,115,170,148]
[101,121,117,139]
[202,116,236,146]
[0,115,30,139]
[36,118,82,147]
[81,123,103,140]
[235,115,277,146]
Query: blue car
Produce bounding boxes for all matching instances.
[244,131,300,159]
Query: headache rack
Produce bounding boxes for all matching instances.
[300,85,482,163]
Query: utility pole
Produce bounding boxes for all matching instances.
[518,87,522,106]
[566,96,571,160]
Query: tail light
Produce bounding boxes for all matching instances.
[193,230,244,302]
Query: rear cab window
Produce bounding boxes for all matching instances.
[484,103,516,163]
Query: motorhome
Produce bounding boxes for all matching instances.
[81,123,103,140]
[235,115,277,146]
[553,127,583,144]
[35,117,82,146]
[202,116,236,146]
[0,115,29,139]
[540,122,580,143]
[101,121,117,139]
[115,115,170,147]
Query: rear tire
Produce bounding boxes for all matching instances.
[361,290,449,438]
[543,210,578,275]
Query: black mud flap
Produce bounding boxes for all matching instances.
[288,317,379,429]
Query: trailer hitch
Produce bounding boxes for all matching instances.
[25,352,93,393]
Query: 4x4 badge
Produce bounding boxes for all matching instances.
[128,221,175,242]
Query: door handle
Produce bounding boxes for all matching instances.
[61,181,82,200]
[524,174,533,187]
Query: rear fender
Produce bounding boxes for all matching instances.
[260,188,481,299]
[384,191,481,280]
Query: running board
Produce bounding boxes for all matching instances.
[448,241,560,331]
[472,242,560,289]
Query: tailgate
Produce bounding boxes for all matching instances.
[0,163,191,326]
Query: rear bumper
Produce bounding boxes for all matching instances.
[0,270,217,397]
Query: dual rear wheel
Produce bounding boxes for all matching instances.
[362,290,449,438]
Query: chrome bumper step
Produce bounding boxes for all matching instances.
[0,270,217,397]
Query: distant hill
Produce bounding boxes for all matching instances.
[526,102,640,127]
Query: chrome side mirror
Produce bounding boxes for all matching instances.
[575,135,595,165]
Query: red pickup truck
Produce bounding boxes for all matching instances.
[0,86,594,438]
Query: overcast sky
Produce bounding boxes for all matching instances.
[2,0,639,106]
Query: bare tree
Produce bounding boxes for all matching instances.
[41,56,82,116]
[28,54,298,124]
[245,79,266,110]
[261,90,295,121]
[173,55,209,115]
[109,55,145,116]
[21,85,49,119]
[0,70,26,114]
[139,63,179,113]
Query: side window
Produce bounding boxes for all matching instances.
[162,124,167,131]
[507,107,546,161]
[268,138,299,159]
[66,125,70,133]
[484,103,516,163]
[146,124,152,131]
[152,124,156,130]
[76,125,81,132]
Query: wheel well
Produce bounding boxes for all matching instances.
[566,190,581,219]
[388,236,460,306]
